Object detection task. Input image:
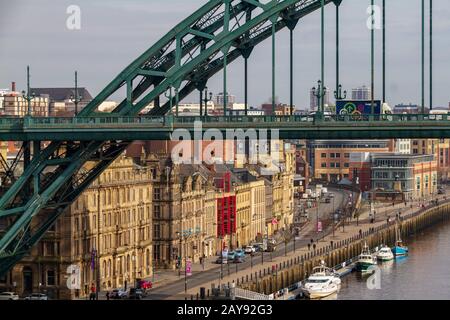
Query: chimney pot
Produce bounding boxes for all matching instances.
[11,82,16,92]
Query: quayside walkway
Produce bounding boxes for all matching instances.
[175,191,450,300]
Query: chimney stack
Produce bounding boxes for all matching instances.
[11,82,16,92]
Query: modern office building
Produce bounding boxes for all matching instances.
[307,140,391,183]
[370,153,437,201]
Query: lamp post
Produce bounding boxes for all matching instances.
[69,71,83,116]
[293,229,296,253]
[219,235,224,280]
[355,178,360,226]
[334,84,347,101]
[184,237,187,294]
[315,195,319,234]
[132,253,137,289]
[202,87,213,117]
[176,231,181,277]
[312,80,325,117]
[284,236,288,257]
[230,216,235,251]
[21,65,36,116]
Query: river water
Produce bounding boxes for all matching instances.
[335,219,450,300]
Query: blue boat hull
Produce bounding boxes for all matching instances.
[392,246,408,256]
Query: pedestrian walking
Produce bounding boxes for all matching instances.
[89,283,96,300]
[106,291,110,301]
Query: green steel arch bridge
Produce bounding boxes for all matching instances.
[0,0,437,275]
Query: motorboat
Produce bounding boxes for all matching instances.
[302,261,341,299]
[376,245,394,261]
[392,240,409,257]
[356,242,377,273]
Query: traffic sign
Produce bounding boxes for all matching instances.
[317,221,323,232]
[186,260,192,276]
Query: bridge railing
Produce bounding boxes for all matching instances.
[170,114,450,124]
[1,113,450,130]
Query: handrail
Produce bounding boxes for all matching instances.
[1,113,450,129]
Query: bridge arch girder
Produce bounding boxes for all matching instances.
[0,0,337,276]
[80,0,336,117]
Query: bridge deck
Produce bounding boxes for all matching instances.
[1,114,449,140]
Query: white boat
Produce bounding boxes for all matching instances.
[376,245,394,261]
[302,261,341,299]
[356,242,377,273]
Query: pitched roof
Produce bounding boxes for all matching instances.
[30,88,93,102]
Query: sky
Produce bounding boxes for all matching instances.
[1,0,449,109]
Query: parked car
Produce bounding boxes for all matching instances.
[328,193,335,198]
[135,289,145,297]
[438,189,445,194]
[233,256,245,263]
[252,244,263,252]
[227,251,236,260]
[139,280,153,290]
[0,292,19,300]
[24,293,48,300]
[215,257,228,264]
[254,242,268,252]
[235,249,245,258]
[244,246,256,254]
[127,288,142,300]
[110,288,127,299]
[325,198,331,203]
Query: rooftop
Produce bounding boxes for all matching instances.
[30,87,93,102]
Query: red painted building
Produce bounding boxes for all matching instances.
[215,172,236,242]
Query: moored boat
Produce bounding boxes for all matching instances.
[376,245,394,261]
[302,261,341,299]
[356,242,377,273]
[392,223,409,257]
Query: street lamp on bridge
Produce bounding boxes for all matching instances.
[312,80,326,117]
[21,66,36,116]
[334,84,347,101]
[69,71,83,116]
[201,87,213,117]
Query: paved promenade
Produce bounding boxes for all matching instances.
[175,190,449,299]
